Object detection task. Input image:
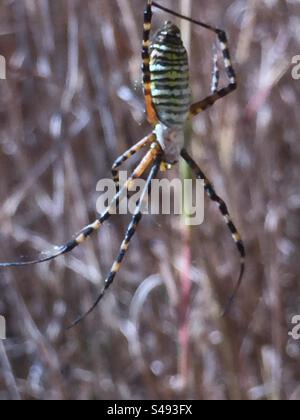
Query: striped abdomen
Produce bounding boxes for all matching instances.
[150,22,191,128]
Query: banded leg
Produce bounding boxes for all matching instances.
[189,29,237,117]
[111,133,155,191]
[211,44,220,94]
[142,0,158,124]
[0,146,160,268]
[181,149,245,312]
[69,154,162,328]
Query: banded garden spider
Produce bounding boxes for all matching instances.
[0,1,245,327]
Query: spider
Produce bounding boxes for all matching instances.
[0,0,245,327]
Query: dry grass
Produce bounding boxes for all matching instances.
[0,0,300,400]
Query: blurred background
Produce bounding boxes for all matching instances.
[0,0,299,400]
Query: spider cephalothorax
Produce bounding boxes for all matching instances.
[154,124,184,165]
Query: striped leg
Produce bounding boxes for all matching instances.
[211,44,220,94]
[68,154,162,328]
[111,133,155,191]
[0,146,160,268]
[189,29,237,117]
[181,149,245,312]
[142,0,158,124]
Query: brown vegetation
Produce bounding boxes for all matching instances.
[0,0,299,400]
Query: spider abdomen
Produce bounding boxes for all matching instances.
[150,22,191,128]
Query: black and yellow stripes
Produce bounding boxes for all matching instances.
[68,155,162,328]
[149,22,191,128]
[0,141,161,268]
[151,2,237,120]
[181,149,245,309]
[0,2,244,327]
[0,216,104,267]
[217,30,236,86]
[189,85,236,116]
[142,0,158,124]
[65,145,160,252]
[112,134,155,189]
[189,28,237,117]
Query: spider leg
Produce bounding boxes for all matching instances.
[181,148,245,313]
[189,29,237,117]
[0,144,161,267]
[68,153,162,328]
[142,0,159,125]
[211,43,220,94]
[111,133,155,192]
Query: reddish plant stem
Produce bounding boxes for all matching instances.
[178,226,192,390]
